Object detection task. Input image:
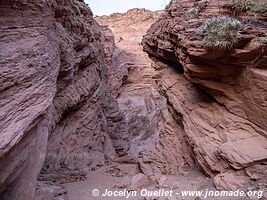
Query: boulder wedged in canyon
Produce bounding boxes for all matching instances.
[142,0,267,190]
[0,0,129,199]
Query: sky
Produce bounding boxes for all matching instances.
[85,0,169,16]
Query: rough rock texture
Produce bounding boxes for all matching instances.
[97,9,162,98]
[36,181,69,200]
[2,0,267,198]
[142,0,267,190]
[0,0,129,199]
[97,9,197,179]
[129,173,149,190]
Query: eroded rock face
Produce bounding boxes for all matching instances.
[142,0,267,190]
[0,0,129,199]
[97,8,197,179]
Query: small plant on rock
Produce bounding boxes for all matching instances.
[185,6,200,19]
[232,0,267,16]
[232,0,252,11]
[251,33,267,46]
[202,16,243,49]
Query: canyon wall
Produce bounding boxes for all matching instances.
[142,0,267,190]
[97,8,197,180]
[0,0,129,199]
[1,0,267,199]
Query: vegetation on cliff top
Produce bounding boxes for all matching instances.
[202,16,243,49]
[232,0,267,16]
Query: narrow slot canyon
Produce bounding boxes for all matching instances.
[0,1,266,200]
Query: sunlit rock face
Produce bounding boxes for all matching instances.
[142,0,267,190]
[0,0,129,199]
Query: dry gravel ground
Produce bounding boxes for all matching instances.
[64,163,256,200]
[64,163,207,200]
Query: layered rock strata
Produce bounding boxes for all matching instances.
[142,0,267,190]
[97,8,197,179]
[0,0,129,199]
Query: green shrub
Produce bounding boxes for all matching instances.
[232,0,267,16]
[202,16,243,49]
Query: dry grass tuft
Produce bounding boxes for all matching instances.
[202,16,243,49]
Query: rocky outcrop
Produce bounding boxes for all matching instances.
[97,9,164,98]
[0,0,129,199]
[142,0,267,190]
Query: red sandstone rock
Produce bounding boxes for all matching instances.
[0,0,129,199]
[1,0,267,198]
[97,8,197,179]
[142,0,267,190]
